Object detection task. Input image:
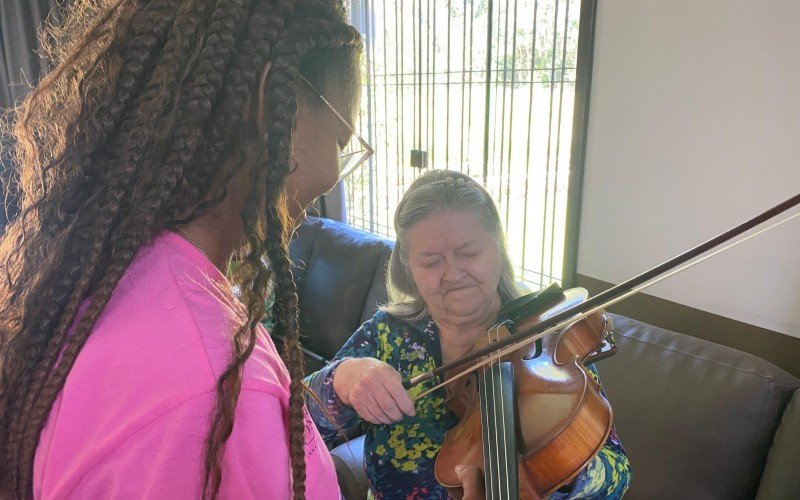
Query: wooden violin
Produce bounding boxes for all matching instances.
[436,285,617,499]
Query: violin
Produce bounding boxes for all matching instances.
[436,285,616,499]
[402,192,800,499]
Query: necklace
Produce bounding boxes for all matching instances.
[177,227,210,260]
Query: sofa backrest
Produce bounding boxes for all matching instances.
[600,314,800,499]
[290,217,393,373]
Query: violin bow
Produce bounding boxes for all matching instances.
[404,192,800,395]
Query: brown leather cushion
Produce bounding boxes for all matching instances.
[290,217,392,373]
[756,390,800,499]
[330,435,368,500]
[600,314,800,499]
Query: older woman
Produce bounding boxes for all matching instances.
[305,169,631,499]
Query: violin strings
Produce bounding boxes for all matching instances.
[483,330,493,499]
[478,326,519,498]
[490,325,507,500]
[482,408,492,500]
[483,326,496,500]
[479,330,490,498]
[412,209,800,398]
[493,328,513,495]
[496,326,512,499]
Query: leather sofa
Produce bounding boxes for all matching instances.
[289,216,800,499]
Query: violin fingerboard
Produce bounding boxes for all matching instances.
[480,361,520,499]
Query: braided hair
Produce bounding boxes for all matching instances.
[0,1,362,498]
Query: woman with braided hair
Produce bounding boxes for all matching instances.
[0,0,366,497]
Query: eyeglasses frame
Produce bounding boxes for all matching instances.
[299,75,374,179]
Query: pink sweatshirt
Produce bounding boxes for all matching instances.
[33,232,340,499]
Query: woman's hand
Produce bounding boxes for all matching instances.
[454,465,486,500]
[333,358,417,424]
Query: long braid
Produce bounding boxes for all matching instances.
[15,0,269,491]
[0,2,170,390]
[4,2,166,476]
[192,7,296,496]
[2,3,183,471]
[266,210,308,499]
[9,0,211,488]
[262,19,362,498]
[168,0,296,227]
[10,3,218,487]
[45,0,181,193]
[201,16,362,498]
[0,1,362,497]
[17,0,234,445]
[202,162,270,498]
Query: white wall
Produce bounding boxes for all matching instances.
[577,0,800,337]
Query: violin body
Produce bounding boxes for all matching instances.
[435,288,616,498]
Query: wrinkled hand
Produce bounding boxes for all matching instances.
[333,358,416,424]
[456,465,485,500]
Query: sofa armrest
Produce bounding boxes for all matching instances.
[330,435,368,500]
[756,389,800,499]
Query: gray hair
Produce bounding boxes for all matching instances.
[383,169,522,321]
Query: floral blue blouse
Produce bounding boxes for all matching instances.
[305,310,632,499]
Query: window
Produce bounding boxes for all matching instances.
[344,0,586,289]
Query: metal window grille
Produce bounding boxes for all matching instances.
[344,0,582,289]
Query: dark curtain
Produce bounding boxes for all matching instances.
[0,0,60,229]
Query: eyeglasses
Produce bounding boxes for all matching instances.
[300,76,374,179]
